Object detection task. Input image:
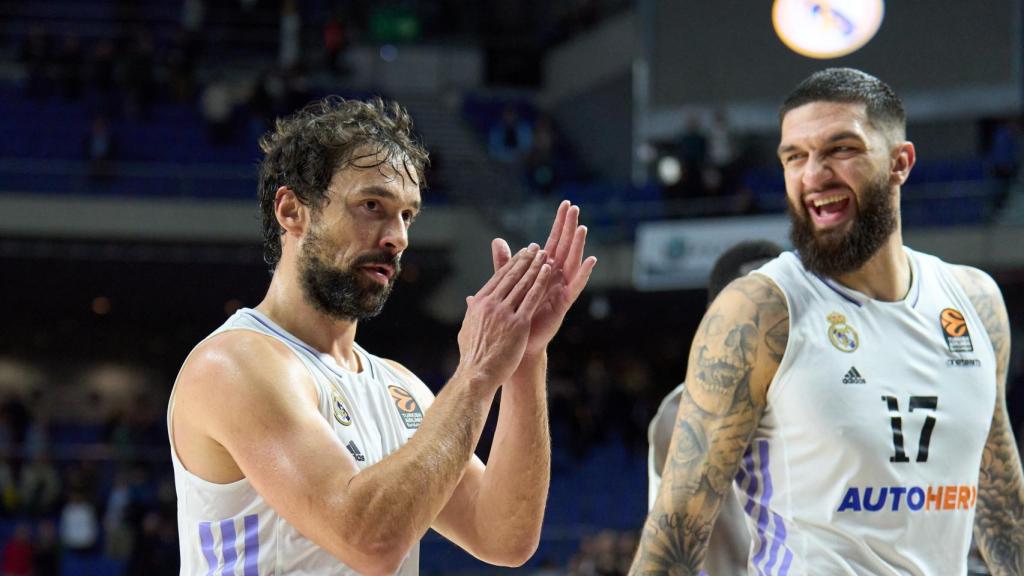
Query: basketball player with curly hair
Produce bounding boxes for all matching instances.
[168,97,596,574]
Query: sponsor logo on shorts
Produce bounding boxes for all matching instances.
[388,385,423,429]
[827,312,859,353]
[940,308,974,353]
[947,358,982,368]
[837,484,977,513]
[333,394,352,426]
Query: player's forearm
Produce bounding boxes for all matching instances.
[975,409,1024,576]
[341,372,496,562]
[471,352,550,564]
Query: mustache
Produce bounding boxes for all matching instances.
[351,251,402,272]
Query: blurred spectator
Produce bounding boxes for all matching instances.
[0,523,32,576]
[986,117,1021,212]
[59,489,99,555]
[166,31,201,101]
[128,511,177,576]
[201,79,234,145]
[489,105,533,163]
[526,114,558,195]
[323,12,350,75]
[706,109,737,194]
[104,471,134,560]
[677,113,708,197]
[55,35,84,101]
[121,29,157,120]
[17,26,52,99]
[18,453,60,516]
[84,116,117,182]
[568,529,637,576]
[279,0,303,71]
[181,0,206,37]
[88,40,117,101]
[0,446,18,515]
[32,520,59,576]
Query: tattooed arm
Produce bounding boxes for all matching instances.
[954,266,1024,576]
[630,273,788,575]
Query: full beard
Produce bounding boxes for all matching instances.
[788,173,897,278]
[298,228,400,322]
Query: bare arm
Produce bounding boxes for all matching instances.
[173,247,551,575]
[631,274,788,575]
[955,266,1024,576]
[432,200,596,565]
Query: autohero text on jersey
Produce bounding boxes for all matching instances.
[837,484,977,513]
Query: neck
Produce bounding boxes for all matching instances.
[255,263,362,371]
[831,227,910,302]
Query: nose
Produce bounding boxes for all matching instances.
[379,213,409,255]
[801,153,833,191]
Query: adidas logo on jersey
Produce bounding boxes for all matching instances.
[346,440,366,462]
[842,367,866,385]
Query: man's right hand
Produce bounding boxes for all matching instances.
[455,244,551,389]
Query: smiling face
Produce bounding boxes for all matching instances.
[297,155,421,321]
[778,101,903,277]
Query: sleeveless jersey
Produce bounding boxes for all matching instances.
[168,308,426,575]
[648,384,752,576]
[741,248,996,575]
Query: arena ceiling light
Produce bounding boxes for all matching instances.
[773,0,885,59]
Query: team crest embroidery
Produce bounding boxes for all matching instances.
[332,394,352,426]
[940,308,974,352]
[827,312,859,353]
[388,385,423,429]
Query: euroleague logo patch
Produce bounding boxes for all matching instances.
[388,385,423,429]
[940,308,973,353]
[827,311,859,353]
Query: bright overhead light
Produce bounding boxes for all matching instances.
[773,0,885,59]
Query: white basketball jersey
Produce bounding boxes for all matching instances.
[743,248,996,575]
[168,308,426,575]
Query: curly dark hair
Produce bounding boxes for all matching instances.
[257,96,429,270]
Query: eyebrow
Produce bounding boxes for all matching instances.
[356,186,422,211]
[777,131,866,157]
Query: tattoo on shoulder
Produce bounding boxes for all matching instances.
[631,276,787,574]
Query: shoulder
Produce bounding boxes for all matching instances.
[717,273,790,359]
[176,330,318,426]
[382,358,437,407]
[949,265,1008,336]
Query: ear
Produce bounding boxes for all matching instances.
[274,186,307,237]
[890,141,916,186]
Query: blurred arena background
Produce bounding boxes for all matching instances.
[0,1,1022,574]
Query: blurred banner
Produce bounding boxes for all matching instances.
[633,215,791,290]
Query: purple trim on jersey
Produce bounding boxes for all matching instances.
[817,276,864,307]
[751,442,772,571]
[742,447,758,516]
[198,522,217,576]
[220,519,238,575]
[243,514,259,576]
[740,446,768,576]
[244,309,370,380]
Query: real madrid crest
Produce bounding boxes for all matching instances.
[827,311,859,353]
[333,394,352,426]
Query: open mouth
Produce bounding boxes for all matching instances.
[359,264,393,285]
[806,192,853,228]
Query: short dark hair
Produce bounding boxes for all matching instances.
[779,68,905,138]
[257,96,429,270]
[708,240,784,304]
